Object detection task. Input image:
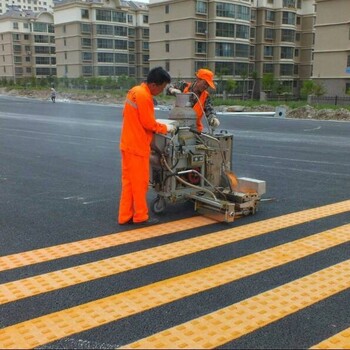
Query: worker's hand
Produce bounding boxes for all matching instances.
[169,88,181,95]
[209,115,220,128]
[166,124,177,133]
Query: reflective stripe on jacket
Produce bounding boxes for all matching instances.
[120,82,167,157]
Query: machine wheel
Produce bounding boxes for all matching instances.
[151,196,166,214]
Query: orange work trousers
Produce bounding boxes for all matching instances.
[118,150,150,224]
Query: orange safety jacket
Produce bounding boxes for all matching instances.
[120,82,167,157]
[183,83,209,132]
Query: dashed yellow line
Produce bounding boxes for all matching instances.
[1,199,350,273]
[311,328,350,349]
[122,260,350,349]
[0,225,349,349]
[0,216,216,272]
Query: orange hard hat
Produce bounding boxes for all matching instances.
[196,68,216,89]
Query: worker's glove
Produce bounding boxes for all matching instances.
[166,123,177,134]
[208,115,220,128]
[169,88,181,95]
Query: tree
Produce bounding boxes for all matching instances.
[225,79,237,97]
[301,80,326,98]
[262,73,275,94]
[240,70,248,100]
[250,70,258,100]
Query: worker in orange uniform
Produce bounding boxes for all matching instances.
[118,66,175,226]
[167,68,220,132]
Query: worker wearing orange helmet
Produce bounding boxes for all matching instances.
[167,68,220,132]
[118,66,175,226]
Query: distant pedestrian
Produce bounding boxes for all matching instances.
[50,87,56,103]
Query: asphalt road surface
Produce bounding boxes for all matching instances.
[0,95,349,349]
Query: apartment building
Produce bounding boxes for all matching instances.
[0,8,56,80]
[149,0,315,96]
[0,0,54,15]
[313,0,350,95]
[53,0,150,80]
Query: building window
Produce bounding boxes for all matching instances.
[216,2,235,18]
[236,5,250,20]
[13,45,21,53]
[281,29,295,42]
[82,52,92,61]
[216,42,234,57]
[81,38,91,47]
[96,24,114,35]
[128,27,135,36]
[196,1,207,14]
[96,9,111,22]
[81,9,89,19]
[280,64,294,76]
[81,23,91,33]
[13,22,19,29]
[115,39,127,50]
[196,21,207,35]
[263,63,274,74]
[97,38,113,49]
[143,42,149,50]
[282,12,296,25]
[264,28,275,40]
[165,43,169,52]
[98,52,114,62]
[264,46,274,57]
[143,54,149,63]
[165,23,169,33]
[143,15,148,24]
[265,10,275,22]
[235,44,249,57]
[143,28,149,38]
[236,24,249,39]
[216,23,234,37]
[283,0,296,8]
[165,4,169,14]
[195,41,206,54]
[82,66,93,75]
[115,53,128,63]
[281,46,294,59]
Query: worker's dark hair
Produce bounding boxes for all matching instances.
[147,66,171,85]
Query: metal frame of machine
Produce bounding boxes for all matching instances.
[150,93,266,223]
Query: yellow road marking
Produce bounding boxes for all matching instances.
[311,328,350,349]
[0,225,349,349]
[0,217,215,272]
[123,260,350,349]
[1,200,350,305]
[1,199,350,273]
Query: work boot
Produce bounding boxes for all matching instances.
[119,218,133,225]
[134,217,159,225]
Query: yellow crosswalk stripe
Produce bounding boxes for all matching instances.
[310,328,350,349]
[1,198,350,305]
[1,199,349,273]
[122,260,350,349]
[0,216,215,272]
[0,225,349,349]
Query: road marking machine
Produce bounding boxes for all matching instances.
[150,93,266,223]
